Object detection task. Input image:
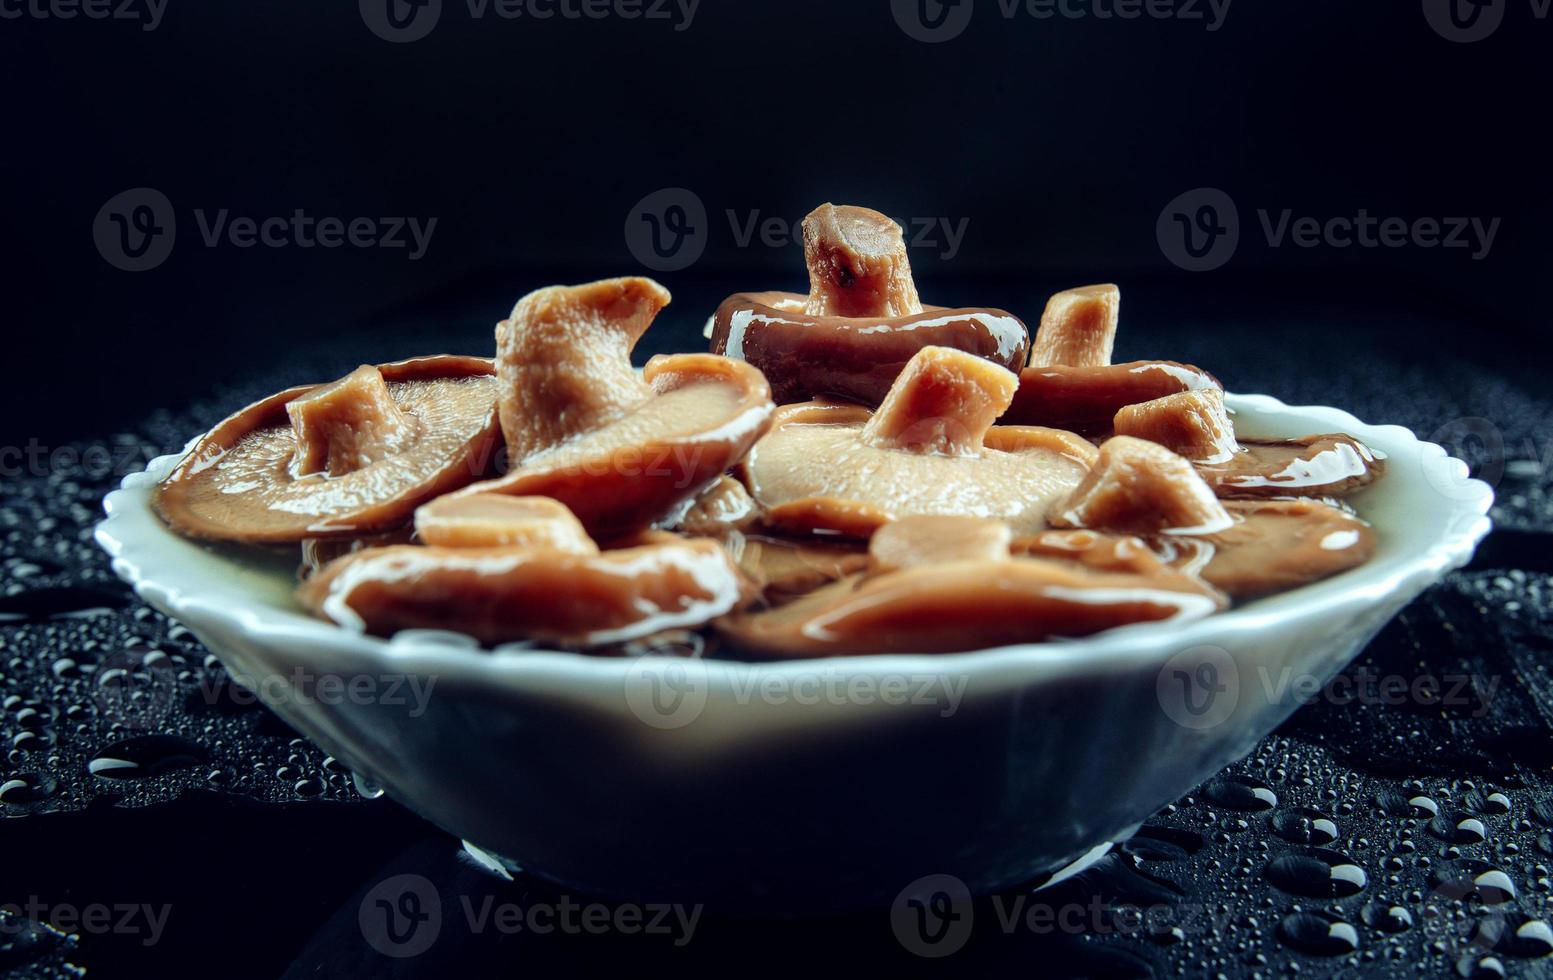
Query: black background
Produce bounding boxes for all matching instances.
[3,0,1549,448]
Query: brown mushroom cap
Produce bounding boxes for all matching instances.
[739,347,1097,538]
[1021,499,1376,602]
[716,515,1223,657]
[708,204,1029,406]
[155,356,501,543]
[1197,434,1384,498]
[1002,361,1223,435]
[299,498,753,647]
[457,278,775,537]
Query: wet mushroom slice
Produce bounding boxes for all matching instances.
[708,204,1029,406]
[1019,499,1376,602]
[1113,389,1384,498]
[668,476,761,537]
[740,346,1097,538]
[1003,360,1223,436]
[1187,498,1377,599]
[298,500,754,648]
[414,494,596,552]
[1049,436,1235,537]
[455,278,775,538]
[1028,284,1120,368]
[155,356,501,543]
[720,531,871,605]
[716,515,1223,658]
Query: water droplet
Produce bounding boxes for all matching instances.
[87,734,206,779]
[1277,911,1359,955]
[1205,775,1278,812]
[1360,902,1414,933]
[1272,807,1339,846]
[1265,849,1368,898]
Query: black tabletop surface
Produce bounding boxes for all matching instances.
[3,275,1551,979]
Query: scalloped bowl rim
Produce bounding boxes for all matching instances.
[95,392,1495,686]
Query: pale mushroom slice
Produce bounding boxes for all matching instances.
[414,494,596,552]
[155,356,501,543]
[299,498,753,648]
[456,278,775,537]
[739,347,1097,538]
[708,204,1029,406]
[1113,389,1384,498]
[1048,436,1235,536]
[1028,284,1120,368]
[716,515,1223,658]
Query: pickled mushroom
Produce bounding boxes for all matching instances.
[154,356,501,543]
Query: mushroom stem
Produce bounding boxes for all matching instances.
[801,204,924,318]
[287,365,422,478]
[868,516,1014,576]
[497,277,671,463]
[1029,284,1120,368]
[860,346,1018,456]
[415,494,598,553]
[1113,388,1239,464]
[1050,436,1234,536]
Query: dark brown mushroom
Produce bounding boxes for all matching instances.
[155,356,501,543]
[708,204,1029,405]
[453,277,775,538]
[739,346,1097,538]
[299,496,753,647]
[716,515,1224,657]
[1113,388,1384,498]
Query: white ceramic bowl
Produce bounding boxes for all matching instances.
[96,394,1492,912]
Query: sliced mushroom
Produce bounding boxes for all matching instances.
[716,515,1223,657]
[155,356,501,543]
[708,204,1029,406]
[1112,389,1383,498]
[1021,499,1376,601]
[740,347,1097,538]
[1049,436,1235,536]
[1188,498,1377,599]
[456,278,775,537]
[1196,434,1384,499]
[414,494,596,552]
[720,532,870,605]
[669,476,760,537]
[299,498,753,647]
